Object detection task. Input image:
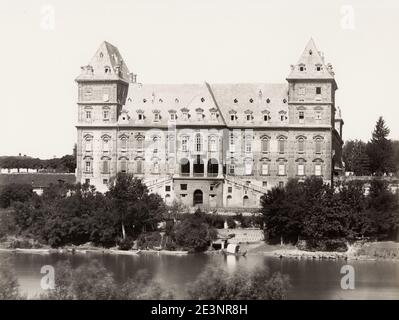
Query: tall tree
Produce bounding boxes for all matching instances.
[367,117,395,175]
[343,140,370,175]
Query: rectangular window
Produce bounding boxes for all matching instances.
[315,139,322,154]
[278,139,285,153]
[229,164,235,175]
[261,163,269,175]
[180,184,187,191]
[165,185,171,192]
[210,185,214,191]
[278,164,285,176]
[262,181,267,188]
[230,115,235,121]
[86,111,91,119]
[228,186,232,193]
[315,164,322,176]
[121,139,127,150]
[279,181,284,188]
[154,113,160,122]
[85,179,90,185]
[297,164,305,176]
[245,139,252,153]
[229,133,235,152]
[170,113,176,121]
[316,112,322,120]
[103,140,110,152]
[85,140,92,152]
[182,137,188,152]
[245,161,252,175]
[103,110,109,119]
[138,113,143,121]
[85,161,91,173]
[316,87,321,95]
[263,114,269,122]
[136,160,143,174]
[103,179,108,185]
[246,114,251,121]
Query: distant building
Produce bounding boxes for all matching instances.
[0,173,76,195]
[75,39,344,211]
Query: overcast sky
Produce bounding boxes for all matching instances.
[1,0,398,158]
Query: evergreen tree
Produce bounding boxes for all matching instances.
[367,117,395,175]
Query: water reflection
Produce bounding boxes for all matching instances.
[1,252,399,300]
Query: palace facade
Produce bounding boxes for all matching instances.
[76,39,344,211]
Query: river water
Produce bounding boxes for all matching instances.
[1,252,399,299]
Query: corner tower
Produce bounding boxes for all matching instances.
[75,41,132,188]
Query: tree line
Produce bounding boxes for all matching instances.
[261,176,399,249]
[0,154,76,173]
[343,116,399,176]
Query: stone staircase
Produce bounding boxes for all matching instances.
[143,175,173,190]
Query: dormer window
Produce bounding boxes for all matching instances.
[244,110,253,122]
[299,111,305,123]
[249,98,253,103]
[262,110,270,122]
[154,112,160,122]
[266,98,270,104]
[181,108,190,121]
[170,113,176,121]
[279,111,288,122]
[229,110,237,122]
[201,97,205,103]
[196,108,204,121]
[234,99,238,103]
[104,66,111,74]
[137,110,144,121]
[299,63,306,72]
[85,110,91,120]
[316,87,322,95]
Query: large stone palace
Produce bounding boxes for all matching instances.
[76,39,344,211]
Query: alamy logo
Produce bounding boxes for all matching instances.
[340,265,355,290]
[40,265,55,290]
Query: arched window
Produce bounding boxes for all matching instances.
[298,137,305,153]
[136,158,144,174]
[260,160,269,176]
[181,135,189,152]
[136,136,144,151]
[152,160,160,174]
[120,159,127,173]
[102,159,110,174]
[121,137,128,151]
[152,136,160,154]
[278,137,286,154]
[245,159,253,175]
[228,159,235,175]
[180,158,190,176]
[261,137,270,153]
[84,138,92,152]
[102,139,110,153]
[245,136,252,153]
[195,133,203,152]
[315,138,322,154]
[193,155,204,177]
[208,136,218,152]
[207,158,219,177]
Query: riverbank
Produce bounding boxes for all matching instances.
[239,241,399,261]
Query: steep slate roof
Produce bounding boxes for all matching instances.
[209,83,289,128]
[76,41,131,82]
[287,38,335,80]
[122,83,226,127]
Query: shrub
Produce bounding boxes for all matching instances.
[117,236,134,251]
[136,232,162,249]
[0,258,23,300]
[188,266,289,300]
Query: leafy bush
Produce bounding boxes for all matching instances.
[0,258,24,300]
[117,236,134,250]
[136,232,162,249]
[188,266,290,300]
